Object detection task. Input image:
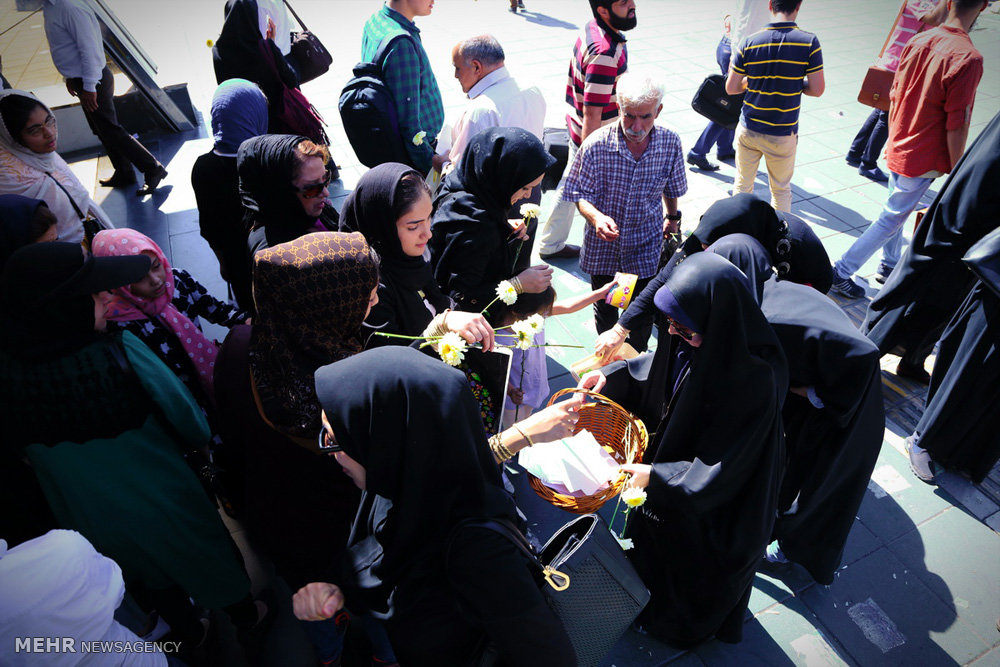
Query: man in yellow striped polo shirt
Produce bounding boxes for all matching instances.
[726,0,824,212]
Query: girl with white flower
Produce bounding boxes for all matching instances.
[497,281,614,426]
[339,163,496,350]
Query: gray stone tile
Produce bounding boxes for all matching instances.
[695,598,854,667]
[888,508,1000,644]
[791,198,855,236]
[800,547,989,665]
[856,446,956,544]
[749,567,815,615]
[597,628,687,667]
[841,519,882,568]
[985,511,1000,534]
[970,645,1000,666]
[935,472,1000,522]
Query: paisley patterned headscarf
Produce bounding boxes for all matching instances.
[249,232,379,437]
[92,229,220,397]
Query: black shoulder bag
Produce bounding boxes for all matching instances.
[448,513,650,667]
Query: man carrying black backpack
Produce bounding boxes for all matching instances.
[347,0,443,174]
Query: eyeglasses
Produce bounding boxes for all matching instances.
[23,115,56,139]
[294,170,333,199]
[317,426,343,454]
[665,315,696,342]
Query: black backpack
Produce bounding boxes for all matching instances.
[339,33,415,169]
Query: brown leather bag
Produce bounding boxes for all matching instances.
[857,1,907,111]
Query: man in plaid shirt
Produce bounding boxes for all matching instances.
[563,72,686,351]
[362,0,444,174]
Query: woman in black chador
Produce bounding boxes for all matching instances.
[905,226,1000,485]
[299,347,576,666]
[582,252,788,647]
[863,110,1000,381]
[760,277,885,584]
[596,193,832,361]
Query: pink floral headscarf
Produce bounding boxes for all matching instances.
[92,229,218,397]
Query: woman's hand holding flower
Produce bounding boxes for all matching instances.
[445,311,496,351]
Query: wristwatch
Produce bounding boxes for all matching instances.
[664,210,682,222]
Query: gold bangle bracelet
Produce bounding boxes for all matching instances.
[489,433,514,463]
[512,424,534,448]
[509,276,524,294]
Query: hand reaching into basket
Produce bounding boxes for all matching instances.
[513,393,584,444]
[620,464,651,489]
[577,370,607,394]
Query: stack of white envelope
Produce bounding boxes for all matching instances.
[518,430,621,496]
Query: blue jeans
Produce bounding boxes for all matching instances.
[847,109,889,169]
[834,171,934,278]
[690,37,735,158]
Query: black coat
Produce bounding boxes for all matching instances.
[913,227,1000,483]
[605,254,788,647]
[761,279,884,584]
[863,110,1000,359]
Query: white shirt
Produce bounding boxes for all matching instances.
[257,0,292,56]
[445,66,546,166]
[43,0,107,92]
[0,531,166,666]
[731,0,771,52]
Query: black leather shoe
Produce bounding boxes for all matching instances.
[686,152,720,171]
[540,244,580,260]
[845,155,862,167]
[859,165,890,183]
[99,172,137,188]
[136,166,168,197]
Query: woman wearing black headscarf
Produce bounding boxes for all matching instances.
[339,162,496,349]
[237,134,337,305]
[705,233,774,304]
[863,110,1000,383]
[430,127,555,324]
[595,193,831,360]
[904,226,1000,485]
[0,195,57,268]
[759,278,884,584]
[213,0,298,126]
[0,242,265,647]
[293,346,575,666]
[580,253,788,647]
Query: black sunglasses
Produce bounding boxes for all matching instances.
[317,426,343,454]
[665,315,696,342]
[295,170,333,199]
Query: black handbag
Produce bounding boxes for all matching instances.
[542,127,569,192]
[451,513,650,667]
[691,74,744,130]
[283,0,332,84]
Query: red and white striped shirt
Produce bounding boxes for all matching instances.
[564,18,628,147]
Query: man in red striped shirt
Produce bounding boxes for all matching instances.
[537,0,635,260]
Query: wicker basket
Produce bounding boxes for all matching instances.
[526,388,648,514]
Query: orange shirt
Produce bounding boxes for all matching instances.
[886,25,983,178]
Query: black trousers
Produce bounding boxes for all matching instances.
[590,273,654,352]
[68,66,160,178]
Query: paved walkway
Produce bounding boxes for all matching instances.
[8,1,1000,664]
